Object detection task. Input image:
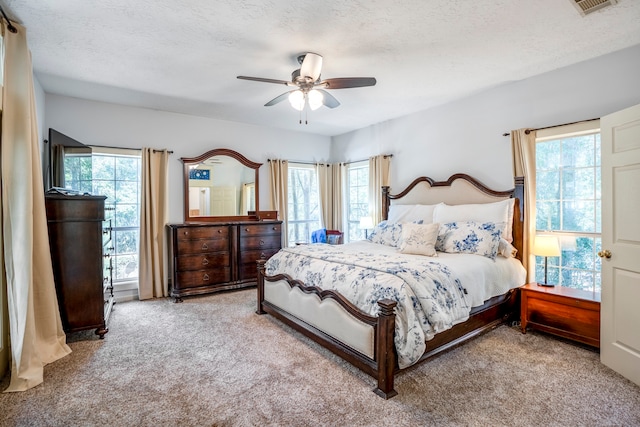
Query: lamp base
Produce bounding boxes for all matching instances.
[537,282,556,287]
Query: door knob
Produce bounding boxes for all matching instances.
[597,249,612,259]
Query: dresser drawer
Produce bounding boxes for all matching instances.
[176,226,229,240]
[175,253,230,271]
[239,223,281,237]
[176,268,231,288]
[177,238,229,254]
[239,248,280,265]
[240,235,281,251]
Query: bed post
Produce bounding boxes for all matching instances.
[374,299,398,399]
[256,259,266,315]
[382,186,391,221]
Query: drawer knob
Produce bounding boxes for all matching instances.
[597,249,612,259]
[202,258,209,265]
[203,274,210,282]
[245,228,250,232]
[218,229,222,233]
[272,227,277,231]
[183,231,189,236]
[259,239,265,246]
[202,243,209,250]
[260,252,266,259]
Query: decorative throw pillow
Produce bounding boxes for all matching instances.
[367,220,423,247]
[433,199,515,243]
[498,238,518,258]
[398,223,439,256]
[436,221,503,259]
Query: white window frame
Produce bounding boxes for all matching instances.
[535,121,601,293]
[345,161,369,242]
[287,163,321,245]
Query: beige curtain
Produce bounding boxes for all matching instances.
[138,148,169,300]
[2,22,71,392]
[511,129,537,282]
[269,159,288,247]
[368,155,391,225]
[317,163,331,229]
[331,163,344,232]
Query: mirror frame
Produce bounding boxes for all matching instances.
[181,148,262,222]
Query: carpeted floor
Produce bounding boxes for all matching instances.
[1,289,639,426]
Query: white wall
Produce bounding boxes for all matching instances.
[332,44,640,193]
[44,95,332,223]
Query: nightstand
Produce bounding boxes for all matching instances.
[520,283,601,348]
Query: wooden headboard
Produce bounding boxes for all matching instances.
[381,174,525,262]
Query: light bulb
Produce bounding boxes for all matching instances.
[288,90,305,111]
[308,90,324,111]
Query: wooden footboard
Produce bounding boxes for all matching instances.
[256,260,517,398]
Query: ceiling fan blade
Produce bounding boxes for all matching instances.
[320,77,377,89]
[264,91,295,107]
[317,89,340,109]
[300,53,323,81]
[237,76,292,86]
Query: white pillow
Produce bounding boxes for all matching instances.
[498,238,518,258]
[433,199,515,243]
[398,223,439,257]
[436,221,503,259]
[387,203,440,224]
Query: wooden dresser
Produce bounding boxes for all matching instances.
[520,283,601,348]
[168,221,282,301]
[45,193,115,338]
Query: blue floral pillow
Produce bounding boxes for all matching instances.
[436,221,503,259]
[368,220,423,247]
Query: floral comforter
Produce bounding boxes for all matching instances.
[265,241,525,368]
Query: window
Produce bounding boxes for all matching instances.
[346,161,369,242]
[65,148,142,283]
[287,163,320,245]
[535,125,601,292]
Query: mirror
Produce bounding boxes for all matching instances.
[182,148,262,222]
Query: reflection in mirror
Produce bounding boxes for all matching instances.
[182,149,262,222]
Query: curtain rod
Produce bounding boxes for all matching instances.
[0,5,18,33]
[268,154,393,166]
[502,118,599,137]
[44,140,174,154]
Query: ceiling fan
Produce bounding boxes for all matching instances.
[237,53,377,112]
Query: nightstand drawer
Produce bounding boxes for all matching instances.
[521,283,601,348]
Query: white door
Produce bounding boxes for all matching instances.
[600,103,640,386]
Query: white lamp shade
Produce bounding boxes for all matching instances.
[288,90,305,111]
[307,89,323,110]
[359,216,374,229]
[533,235,561,257]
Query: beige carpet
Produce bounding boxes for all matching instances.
[1,289,639,426]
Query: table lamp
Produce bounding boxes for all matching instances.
[359,216,374,239]
[533,235,561,287]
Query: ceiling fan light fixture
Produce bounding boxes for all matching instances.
[288,90,305,111]
[308,89,324,110]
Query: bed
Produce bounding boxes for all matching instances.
[256,173,525,398]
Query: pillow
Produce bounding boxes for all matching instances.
[398,223,439,256]
[498,238,518,258]
[367,220,423,247]
[433,199,515,243]
[436,221,503,259]
[387,203,441,224]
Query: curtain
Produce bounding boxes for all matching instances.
[269,159,288,247]
[331,163,344,232]
[511,129,537,282]
[317,163,331,229]
[138,148,169,300]
[2,22,71,392]
[368,155,391,225]
[51,144,65,187]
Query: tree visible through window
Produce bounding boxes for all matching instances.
[346,161,369,242]
[287,164,320,245]
[535,129,601,292]
[65,150,142,282]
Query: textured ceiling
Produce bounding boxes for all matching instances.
[4,0,640,136]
